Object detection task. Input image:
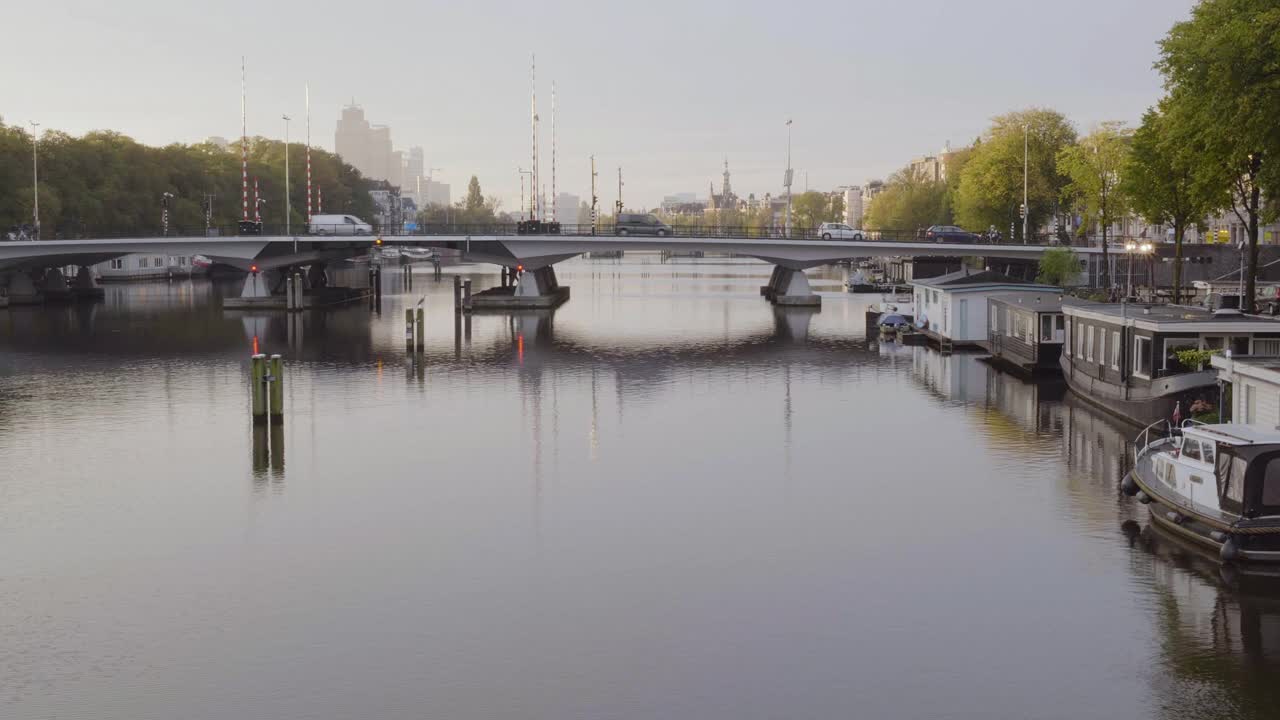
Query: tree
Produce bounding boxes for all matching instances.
[1057,121,1132,292]
[953,108,1077,240]
[464,175,484,211]
[789,191,843,229]
[1036,246,1081,286]
[1158,0,1280,312]
[1124,103,1218,304]
[864,165,948,232]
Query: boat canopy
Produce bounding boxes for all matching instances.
[1202,427,1280,518]
[1185,423,1280,447]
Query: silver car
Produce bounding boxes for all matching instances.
[818,222,864,240]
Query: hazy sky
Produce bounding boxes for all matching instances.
[5,0,1196,211]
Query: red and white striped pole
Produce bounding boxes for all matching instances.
[254,177,262,224]
[305,83,312,224]
[241,57,249,223]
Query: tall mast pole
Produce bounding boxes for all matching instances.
[616,167,623,215]
[590,155,598,235]
[241,57,249,223]
[551,81,557,223]
[530,54,538,222]
[306,83,312,226]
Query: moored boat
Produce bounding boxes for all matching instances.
[1125,421,1280,565]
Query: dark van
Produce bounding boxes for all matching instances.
[615,213,673,236]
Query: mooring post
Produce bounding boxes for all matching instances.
[374,267,383,300]
[453,275,462,313]
[463,279,472,313]
[408,266,413,291]
[416,303,425,352]
[405,308,415,352]
[268,354,284,424]
[433,257,441,280]
[285,274,294,311]
[250,353,267,425]
[295,271,304,310]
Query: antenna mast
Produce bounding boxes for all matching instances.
[530,54,539,222]
[551,80,557,223]
[305,83,312,224]
[590,155,598,235]
[241,57,249,223]
[616,167,623,216]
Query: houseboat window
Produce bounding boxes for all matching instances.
[1255,339,1280,356]
[1041,315,1052,342]
[991,306,999,334]
[1245,384,1257,424]
[1077,326,1086,359]
[1183,440,1201,461]
[1098,331,1106,366]
[109,258,124,270]
[1064,319,1072,356]
[1163,338,1199,371]
[138,257,148,268]
[1204,336,1224,350]
[1232,337,1250,355]
[153,256,164,266]
[1134,337,1153,377]
[1111,331,1121,370]
[1086,326,1095,362]
[1055,315,1065,332]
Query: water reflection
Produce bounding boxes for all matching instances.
[3,258,1280,720]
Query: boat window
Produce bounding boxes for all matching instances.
[1189,475,1205,485]
[1264,459,1280,507]
[1223,455,1247,505]
[1183,440,1202,461]
[1202,442,1215,466]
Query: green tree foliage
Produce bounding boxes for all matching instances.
[789,191,844,229]
[1057,121,1132,291]
[1158,0,1280,312]
[0,119,378,236]
[464,175,484,211]
[953,108,1077,239]
[1124,103,1218,304]
[864,166,948,231]
[1036,246,1081,286]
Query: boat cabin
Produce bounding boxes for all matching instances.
[986,295,1067,374]
[1147,424,1280,521]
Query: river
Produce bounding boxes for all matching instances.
[1,255,1277,719]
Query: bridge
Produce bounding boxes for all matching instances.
[0,229,1100,308]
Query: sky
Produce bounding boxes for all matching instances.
[4,0,1198,212]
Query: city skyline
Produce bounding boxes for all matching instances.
[3,0,1196,212]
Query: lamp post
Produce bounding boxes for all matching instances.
[784,118,794,238]
[161,192,174,236]
[29,121,41,238]
[282,114,291,235]
[1124,240,1136,298]
[1022,123,1029,244]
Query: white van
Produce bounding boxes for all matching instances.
[309,214,373,236]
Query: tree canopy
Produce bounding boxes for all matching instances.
[952,108,1077,239]
[0,119,380,236]
[1157,0,1280,310]
[864,165,948,231]
[789,191,844,229]
[1057,121,1132,289]
[1036,246,1082,287]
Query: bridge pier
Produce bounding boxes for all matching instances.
[761,266,820,307]
[41,267,73,302]
[5,271,42,305]
[469,265,571,309]
[72,266,105,301]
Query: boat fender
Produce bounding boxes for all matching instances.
[1220,536,1241,563]
[1135,491,1152,505]
[1209,531,1228,543]
[1121,473,1139,497]
[1165,511,1183,525]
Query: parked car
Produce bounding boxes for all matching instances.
[925,225,981,243]
[818,222,864,240]
[309,214,373,236]
[614,213,673,237]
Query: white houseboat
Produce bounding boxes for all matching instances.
[1125,422,1280,566]
[910,269,1059,350]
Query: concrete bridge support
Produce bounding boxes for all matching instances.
[470,265,571,309]
[73,266,105,301]
[5,271,42,305]
[41,267,73,302]
[761,266,820,307]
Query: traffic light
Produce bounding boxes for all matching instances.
[1019,203,1027,220]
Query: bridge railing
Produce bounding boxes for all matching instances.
[5,222,1099,247]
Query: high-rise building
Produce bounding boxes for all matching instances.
[423,180,451,207]
[335,104,373,177]
[555,193,582,225]
[841,186,864,229]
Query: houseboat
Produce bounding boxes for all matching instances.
[910,269,1060,351]
[1061,302,1280,424]
[986,295,1067,375]
[1125,421,1280,566]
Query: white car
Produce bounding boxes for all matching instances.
[818,222,864,240]
[309,214,373,236]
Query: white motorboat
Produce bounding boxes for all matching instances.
[1125,421,1280,565]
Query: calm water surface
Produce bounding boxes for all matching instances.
[1,255,1277,719]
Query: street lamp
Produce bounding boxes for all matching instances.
[282,114,291,235]
[1124,240,1137,298]
[29,121,40,238]
[161,192,175,236]
[784,118,794,238]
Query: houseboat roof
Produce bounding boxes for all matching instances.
[909,269,1059,293]
[988,294,1072,313]
[1065,301,1280,332]
[1184,423,1280,447]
